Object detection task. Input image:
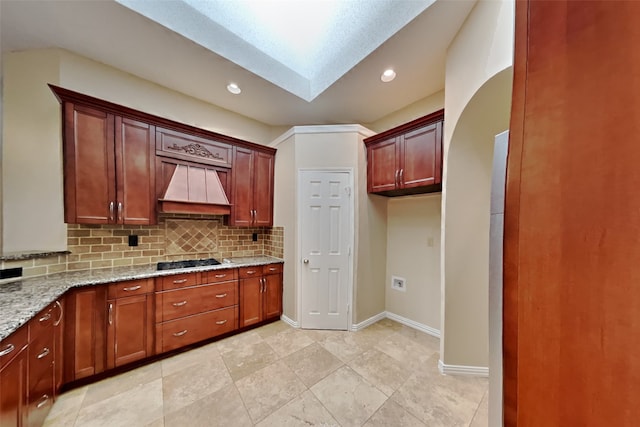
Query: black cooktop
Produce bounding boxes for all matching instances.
[156,258,221,271]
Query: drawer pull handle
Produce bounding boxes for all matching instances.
[173,279,188,284]
[215,274,226,278]
[37,347,50,359]
[39,313,52,322]
[172,300,188,307]
[215,320,227,325]
[246,270,256,275]
[215,293,227,298]
[269,267,277,271]
[0,344,15,357]
[54,300,63,326]
[123,285,142,291]
[36,395,49,409]
[173,330,188,337]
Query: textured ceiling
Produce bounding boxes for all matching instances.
[115,0,435,101]
[0,0,477,126]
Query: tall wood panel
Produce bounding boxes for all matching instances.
[504,1,640,425]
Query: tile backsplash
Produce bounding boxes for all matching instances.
[1,214,284,278]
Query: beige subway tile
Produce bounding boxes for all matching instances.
[80,253,103,261]
[142,250,160,256]
[91,229,113,237]
[149,229,164,236]
[103,237,123,244]
[34,257,59,266]
[67,237,80,246]
[80,237,102,245]
[102,252,124,260]
[113,230,133,237]
[91,260,113,269]
[47,264,68,274]
[149,243,166,250]
[112,244,131,251]
[68,229,91,237]
[67,262,90,271]
[23,266,48,277]
[131,257,152,266]
[124,251,142,258]
[91,245,112,253]
[2,259,35,269]
[113,258,133,267]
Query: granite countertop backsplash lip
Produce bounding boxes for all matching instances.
[0,256,283,342]
[0,250,71,261]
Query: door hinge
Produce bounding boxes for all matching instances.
[347,304,350,314]
[345,186,351,197]
[348,246,351,257]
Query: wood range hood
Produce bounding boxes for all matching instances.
[158,163,231,215]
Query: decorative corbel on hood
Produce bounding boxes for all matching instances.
[158,163,231,215]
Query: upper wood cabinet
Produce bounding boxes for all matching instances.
[51,85,276,223]
[230,147,274,227]
[365,110,443,197]
[61,102,156,225]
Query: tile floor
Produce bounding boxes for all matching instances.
[44,319,488,427]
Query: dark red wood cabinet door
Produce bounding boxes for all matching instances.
[400,122,441,189]
[253,152,274,227]
[115,117,156,225]
[367,137,399,193]
[230,147,254,226]
[0,348,27,427]
[107,294,153,368]
[64,103,115,224]
[263,274,282,320]
[504,1,640,426]
[239,277,262,327]
[66,288,106,381]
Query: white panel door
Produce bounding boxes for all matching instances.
[299,170,351,330]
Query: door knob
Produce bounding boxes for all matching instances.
[303,259,309,264]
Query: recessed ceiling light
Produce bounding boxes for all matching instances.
[227,83,241,94]
[381,69,396,83]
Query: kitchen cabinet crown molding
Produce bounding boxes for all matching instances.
[48,84,276,156]
[363,109,444,147]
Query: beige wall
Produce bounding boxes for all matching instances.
[385,194,441,330]
[441,0,514,368]
[2,49,276,253]
[271,126,385,325]
[366,90,444,134]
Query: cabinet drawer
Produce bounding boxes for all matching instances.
[157,282,238,322]
[29,302,58,338]
[157,306,238,353]
[238,266,262,279]
[160,273,198,290]
[0,325,28,369]
[27,367,54,427]
[263,263,282,275]
[28,333,54,391]
[108,278,154,299]
[202,268,237,284]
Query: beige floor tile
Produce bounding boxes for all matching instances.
[216,330,263,355]
[236,360,307,423]
[375,318,404,331]
[164,384,252,427]
[255,320,292,339]
[311,366,387,427]
[304,328,343,342]
[351,322,397,349]
[161,341,220,377]
[397,326,440,353]
[83,362,162,407]
[145,418,164,427]
[318,331,369,362]
[44,385,87,426]
[469,389,489,427]
[348,348,412,396]
[256,390,339,427]
[283,342,344,387]
[364,399,426,427]
[74,378,163,427]
[162,354,232,415]
[391,355,487,426]
[264,328,315,357]
[375,332,436,372]
[221,340,280,381]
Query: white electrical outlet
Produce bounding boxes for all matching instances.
[391,276,406,292]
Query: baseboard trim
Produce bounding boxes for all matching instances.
[280,314,299,328]
[385,311,441,338]
[438,359,489,377]
[351,311,387,331]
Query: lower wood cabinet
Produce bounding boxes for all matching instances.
[0,327,28,427]
[239,264,283,327]
[64,287,107,381]
[106,279,154,369]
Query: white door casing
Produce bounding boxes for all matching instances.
[299,170,352,330]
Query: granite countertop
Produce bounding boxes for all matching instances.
[0,256,283,342]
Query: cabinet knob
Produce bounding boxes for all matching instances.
[303,259,309,264]
[37,347,50,359]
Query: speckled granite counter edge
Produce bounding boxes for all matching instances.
[0,256,283,342]
[0,250,71,261]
